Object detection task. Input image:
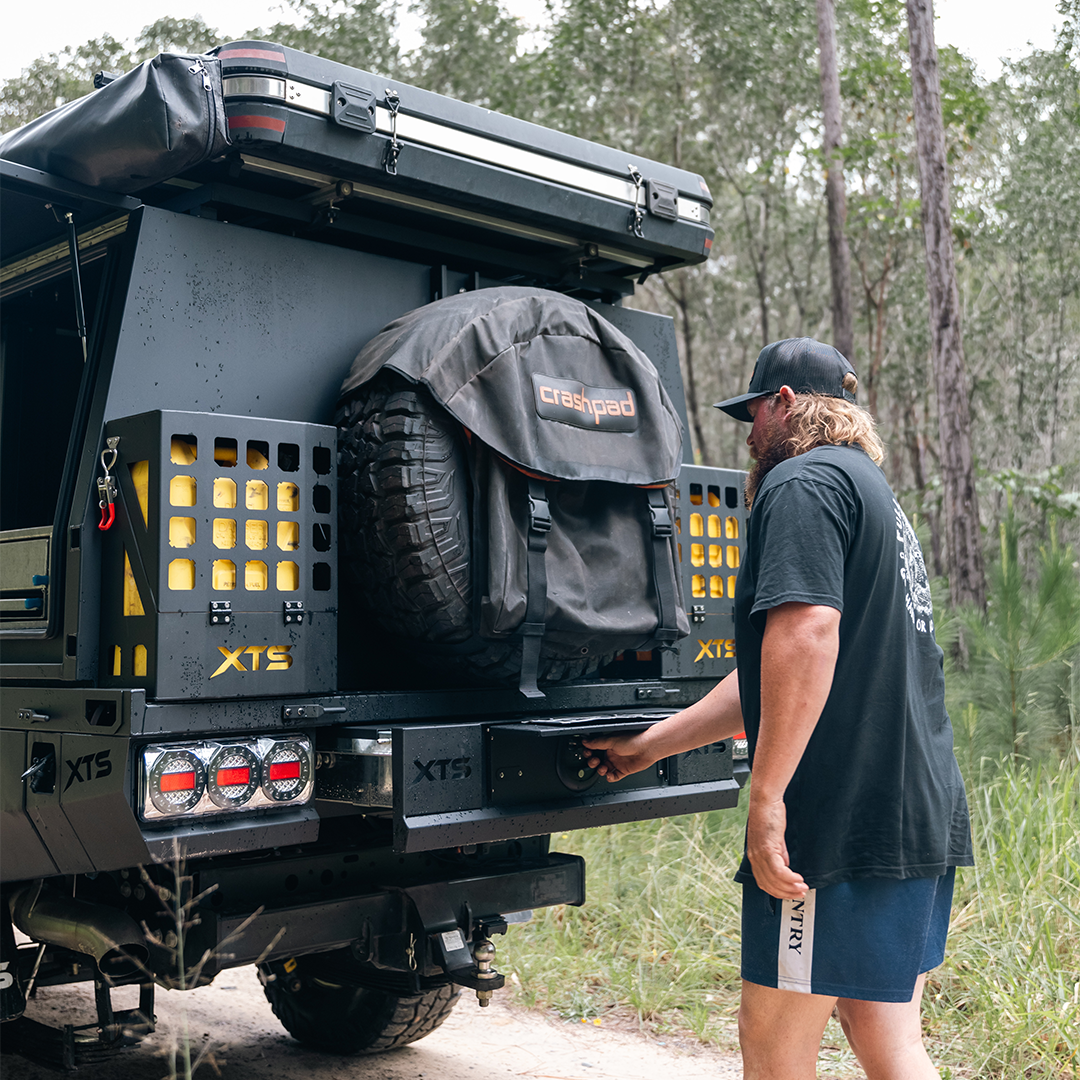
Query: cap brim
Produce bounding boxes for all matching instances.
[712,391,768,422]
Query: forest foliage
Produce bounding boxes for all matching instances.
[2,0,1077,754]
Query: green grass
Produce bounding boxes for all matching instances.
[506,749,1080,1077]
[508,806,746,1045]
[926,751,1080,1077]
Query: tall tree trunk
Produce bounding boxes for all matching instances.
[904,399,944,577]
[666,274,712,465]
[815,0,854,362]
[857,241,893,418]
[905,0,986,610]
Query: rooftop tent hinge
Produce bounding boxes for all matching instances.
[646,178,679,221]
[331,82,377,133]
[383,88,403,175]
[284,600,305,625]
[283,703,321,720]
[627,164,645,238]
[209,600,232,625]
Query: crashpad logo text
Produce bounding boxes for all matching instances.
[532,373,639,432]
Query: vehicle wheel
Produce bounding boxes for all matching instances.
[258,955,460,1054]
[335,371,613,684]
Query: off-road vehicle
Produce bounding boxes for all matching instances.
[0,41,745,1067]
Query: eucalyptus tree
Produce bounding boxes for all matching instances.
[834,0,923,420]
[944,27,1080,571]
[987,47,1080,477]
[815,0,854,362]
[906,0,986,609]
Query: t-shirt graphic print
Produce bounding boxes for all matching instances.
[893,499,934,635]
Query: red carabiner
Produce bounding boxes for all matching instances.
[99,501,116,531]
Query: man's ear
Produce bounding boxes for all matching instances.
[777,385,798,408]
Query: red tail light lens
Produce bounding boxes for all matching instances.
[268,760,301,781]
[159,770,197,793]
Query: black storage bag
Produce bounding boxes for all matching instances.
[338,287,689,696]
[0,53,229,193]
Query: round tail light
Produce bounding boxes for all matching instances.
[261,740,311,802]
[147,749,206,815]
[207,744,260,808]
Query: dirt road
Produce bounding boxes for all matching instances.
[1,971,748,1080]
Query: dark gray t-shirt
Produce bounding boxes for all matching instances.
[734,444,973,889]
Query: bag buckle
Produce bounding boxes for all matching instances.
[649,500,673,537]
[528,491,552,533]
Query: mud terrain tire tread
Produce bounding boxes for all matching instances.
[260,959,460,1054]
[337,375,473,644]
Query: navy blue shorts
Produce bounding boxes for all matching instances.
[741,867,955,1003]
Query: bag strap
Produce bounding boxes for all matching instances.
[646,486,681,647]
[519,478,551,699]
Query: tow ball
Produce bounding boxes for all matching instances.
[440,929,506,1006]
[472,937,499,1007]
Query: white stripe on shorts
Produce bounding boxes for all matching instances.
[777,890,817,993]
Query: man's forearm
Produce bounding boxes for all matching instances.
[750,602,840,802]
[743,601,840,898]
[638,667,745,761]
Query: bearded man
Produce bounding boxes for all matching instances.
[584,338,972,1080]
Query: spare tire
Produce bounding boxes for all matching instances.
[336,372,615,685]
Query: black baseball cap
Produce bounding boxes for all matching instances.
[714,337,858,422]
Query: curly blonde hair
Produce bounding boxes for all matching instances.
[783,375,885,465]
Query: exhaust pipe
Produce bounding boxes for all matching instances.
[9,884,150,979]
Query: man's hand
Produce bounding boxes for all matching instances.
[746,795,808,900]
[582,735,656,782]
[581,669,744,784]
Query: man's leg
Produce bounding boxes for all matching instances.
[835,973,939,1080]
[739,979,837,1080]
